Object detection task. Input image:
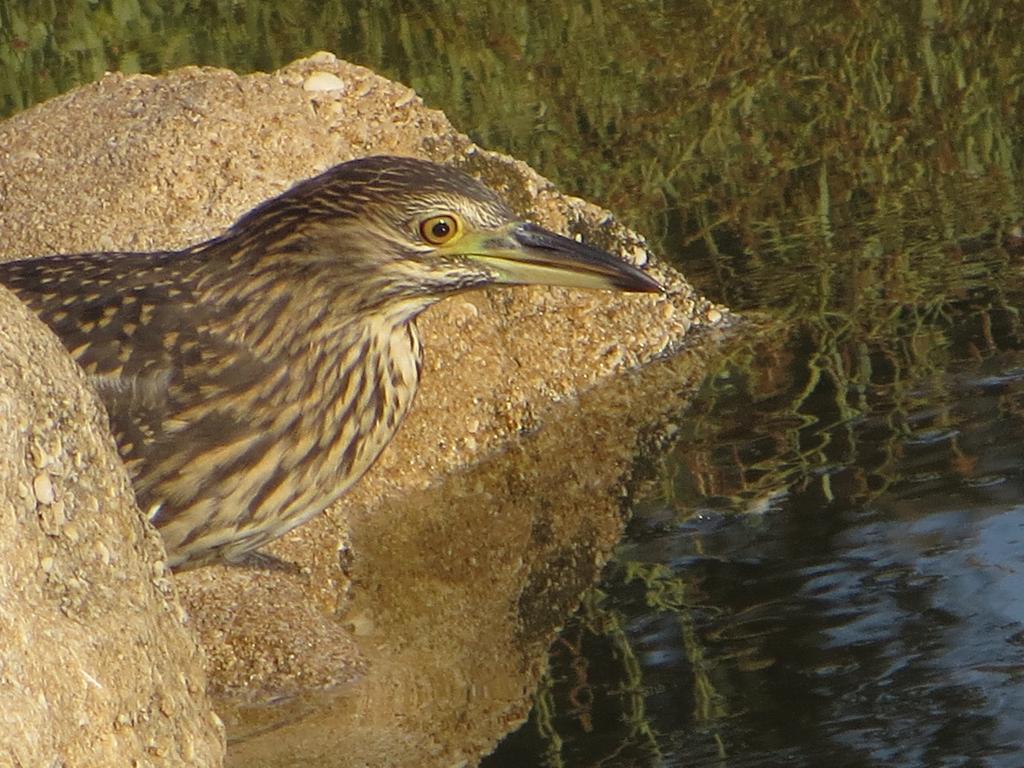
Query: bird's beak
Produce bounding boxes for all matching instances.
[461,222,663,293]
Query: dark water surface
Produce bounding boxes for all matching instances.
[488,220,1024,766]
[4,1,1024,766]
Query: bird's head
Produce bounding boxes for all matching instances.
[222,155,661,314]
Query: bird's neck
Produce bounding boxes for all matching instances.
[193,248,435,347]
[293,310,424,505]
[195,263,428,511]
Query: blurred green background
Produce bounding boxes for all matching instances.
[5,1,1021,254]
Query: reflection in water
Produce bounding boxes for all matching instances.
[221,341,721,767]
[487,232,1024,766]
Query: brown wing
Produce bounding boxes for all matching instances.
[0,252,272,518]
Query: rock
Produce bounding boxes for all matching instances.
[302,71,346,93]
[0,289,225,766]
[0,52,729,766]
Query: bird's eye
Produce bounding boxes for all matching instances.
[419,214,461,245]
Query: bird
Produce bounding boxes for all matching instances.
[0,155,662,571]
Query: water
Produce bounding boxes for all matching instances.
[491,437,1024,764]
[486,220,1024,766]
[3,1,1024,765]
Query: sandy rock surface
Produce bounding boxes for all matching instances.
[0,290,225,765]
[0,52,728,766]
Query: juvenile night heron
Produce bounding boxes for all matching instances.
[0,155,661,570]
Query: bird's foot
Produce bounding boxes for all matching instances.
[225,550,304,574]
